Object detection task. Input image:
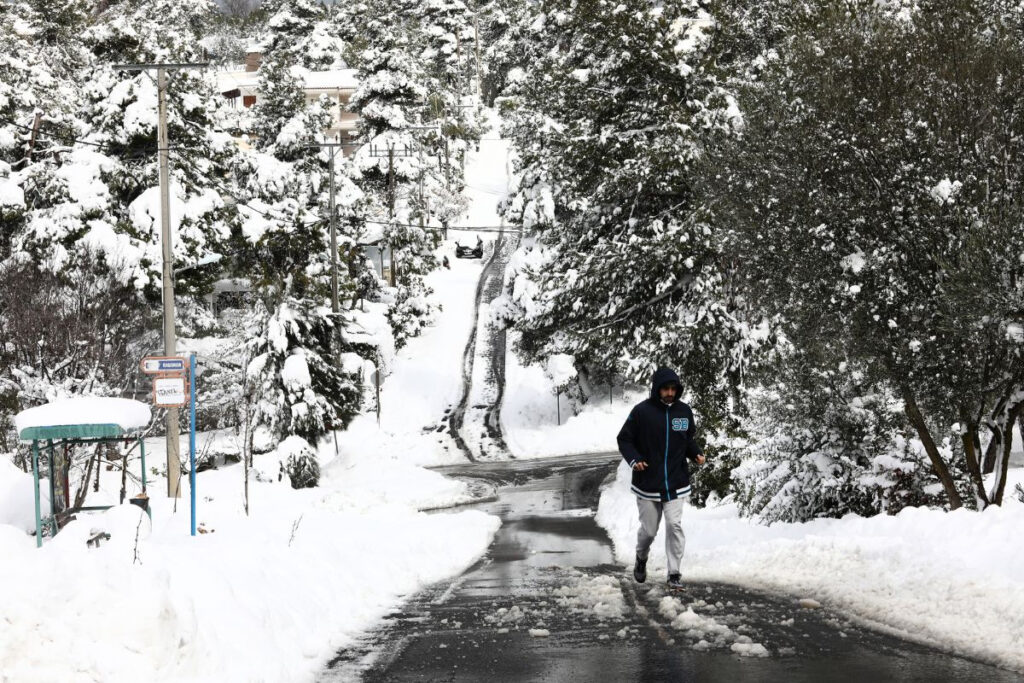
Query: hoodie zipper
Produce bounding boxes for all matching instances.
[664,406,671,499]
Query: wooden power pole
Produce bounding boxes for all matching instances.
[115,62,207,499]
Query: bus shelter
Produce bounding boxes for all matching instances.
[14,397,152,548]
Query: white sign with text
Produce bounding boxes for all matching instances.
[153,376,188,407]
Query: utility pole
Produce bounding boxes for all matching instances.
[116,62,207,499]
[473,1,483,98]
[328,145,340,318]
[305,141,362,356]
[368,128,436,288]
[387,143,397,287]
[418,144,426,235]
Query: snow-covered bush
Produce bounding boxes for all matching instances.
[386,284,435,350]
[276,435,320,489]
[733,377,945,523]
[689,445,740,509]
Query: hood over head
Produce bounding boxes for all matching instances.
[650,367,681,400]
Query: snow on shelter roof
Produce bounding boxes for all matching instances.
[15,398,152,442]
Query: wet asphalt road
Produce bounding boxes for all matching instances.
[320,453,1022,682]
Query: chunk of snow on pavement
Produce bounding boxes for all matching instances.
[798,598,822,609]
[731,641,770,657]
[485,605,529,626]
[551,572,625,620]
[528,628,551,637]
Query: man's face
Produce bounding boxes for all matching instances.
[659,384,678,404]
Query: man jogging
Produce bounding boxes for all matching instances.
[617,367,705,589]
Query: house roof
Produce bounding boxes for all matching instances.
[216,69,360,97]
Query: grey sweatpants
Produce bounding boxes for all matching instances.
[636,497,686,576]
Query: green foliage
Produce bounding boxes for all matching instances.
[499,0,763,428]
[246,299,363,446]
[706,0,1024,507]
[284,448,320,488]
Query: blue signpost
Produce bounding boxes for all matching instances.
[189,353,198,537]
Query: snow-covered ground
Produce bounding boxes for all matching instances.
[596,461,1024,673]
[0,446,498,682]
[0,115,518,682]
[501,337,646,458]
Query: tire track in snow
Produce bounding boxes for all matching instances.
[448,227,509,462]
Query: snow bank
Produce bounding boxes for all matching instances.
[14,397,151,437]
[0,460,499,682]
[597,461,1024,673]
[501,332,645,458]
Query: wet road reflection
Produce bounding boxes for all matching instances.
[320,453,1020,682]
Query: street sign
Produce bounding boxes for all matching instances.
[141,356,187,374]
[153,375,188,407]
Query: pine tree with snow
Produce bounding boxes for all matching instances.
[0,0,243,423]
[0,0,92,258]
[263,0,350,70]
[476,0,534,105]
[418,0,476,96]
[349,19,446,348]
[497,0,758,430]
[245,299,362,487]
[15,0,241,308]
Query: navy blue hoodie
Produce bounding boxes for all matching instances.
[617,367,703,501]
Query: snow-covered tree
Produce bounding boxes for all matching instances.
[0,0,243,431]
[0,0,92,258]
[476,0,534,104]
[349,20,445,348]
[497,0,761,429]
[263,0,350,70]
[14,0,240,307]
[418,0,476,95]
[245,299,361,487]
[708,0,1024,509]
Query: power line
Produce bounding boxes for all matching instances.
[0,117,199,156]
[1,117,113,151]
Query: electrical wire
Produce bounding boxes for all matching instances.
[3,118,516,236]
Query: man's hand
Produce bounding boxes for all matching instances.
[696,454,706,465]
[633,461,648,471]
